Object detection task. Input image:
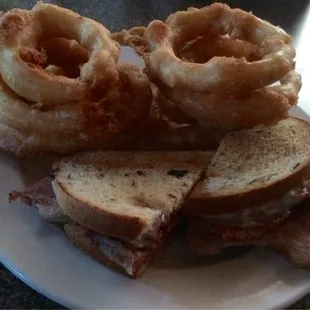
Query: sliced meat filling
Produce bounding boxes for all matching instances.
[187,201,310,268]
[192,178,310,242]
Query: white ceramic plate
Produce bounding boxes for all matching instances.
[1,47,310,310]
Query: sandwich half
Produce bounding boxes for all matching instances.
[10,151,213,277]
[185,117,310,267]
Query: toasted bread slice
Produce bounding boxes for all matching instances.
[52,151,213,242]
[186,118,310,216]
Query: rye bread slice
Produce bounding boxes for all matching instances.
[52,151,213,242]
[186,117,310,216]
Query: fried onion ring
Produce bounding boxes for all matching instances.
[179,35,262,63]
[153,70,301,129]
[0,3,120,104]
[0,64,151,157]
[144,3,295,94]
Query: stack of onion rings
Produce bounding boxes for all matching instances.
[0,4,152,157]
[0,3,303,156]
[0,61,151,156]
[114,3,301,130]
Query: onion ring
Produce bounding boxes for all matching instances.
[179,35,262,63]
[153,70,301,129]
[0,64,151,157]
[144,3,295,94]
[0,3,120,104]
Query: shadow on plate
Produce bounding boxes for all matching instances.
[153,229,248,270]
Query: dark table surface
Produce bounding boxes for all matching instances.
[1,0,310,308]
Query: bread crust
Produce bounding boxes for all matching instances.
[53,179,147,240]
[187,164,309,215]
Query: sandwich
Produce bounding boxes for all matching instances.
[10,151,213,277]
[185,117,310,267]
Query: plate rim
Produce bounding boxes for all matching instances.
[3,248,310,309]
